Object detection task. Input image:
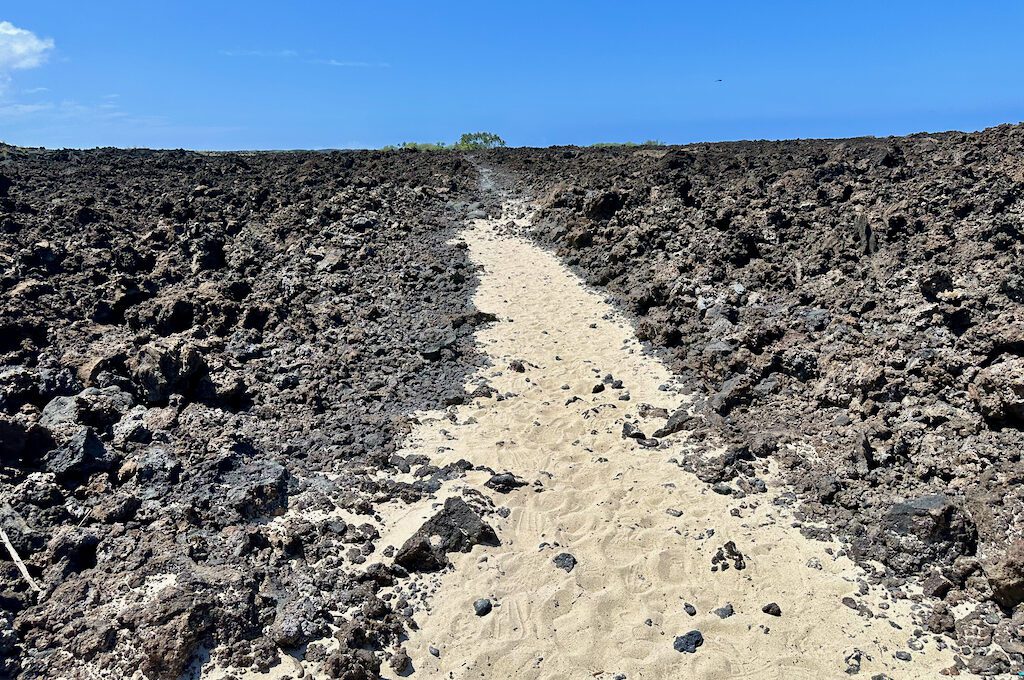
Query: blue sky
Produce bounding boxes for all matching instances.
[1,1,1023,149]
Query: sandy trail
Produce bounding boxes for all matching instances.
[391,194,955,679]
[193,184,957,680]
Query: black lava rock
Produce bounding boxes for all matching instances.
[713,603,734,619]
[553,552,577,573]
[485,472,528,494]
[395,497,500,572]
[673,630,704,653]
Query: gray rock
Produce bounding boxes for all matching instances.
[713,603,734,619]
[673,630,704,653]
[553,552,577,573]
[653,407,693,438]
[44,428,112,482]
[982,539,1024,609]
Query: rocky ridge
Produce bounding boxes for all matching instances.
[0,146,488,679]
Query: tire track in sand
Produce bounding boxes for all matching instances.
[393,185,956,679]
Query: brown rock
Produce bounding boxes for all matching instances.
[983,539,1024,609]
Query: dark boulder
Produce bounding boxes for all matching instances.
[394,497,499,573]
[485,472,528,494]
[43,428,113,483]
[860,494,978,575]
[584,191,626,221]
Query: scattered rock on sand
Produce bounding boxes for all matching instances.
[395,497,500,572]
[621,422,645,440]
[711,541,746,571]
[673,630,704,653]
[473,599,493,617]
[762,602,782,617]
[485,472,528,494]
[553,552,577,573]
[713,603,735,619]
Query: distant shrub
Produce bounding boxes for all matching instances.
[383,132,506,152]
[453,132,506,150]
[381,141,450,151]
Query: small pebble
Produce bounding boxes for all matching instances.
[553,552,577,573]
[713,603,735,619]
[474,598,492,616]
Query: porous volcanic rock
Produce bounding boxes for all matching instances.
[0,146,483,678]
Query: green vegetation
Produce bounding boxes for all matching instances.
[382,131,506,151]
[590,140,666,148]
[381,141,449,151]
[453,131,506,150]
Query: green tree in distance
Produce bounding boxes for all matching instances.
[383,131,506,151]
[453,132,506,150]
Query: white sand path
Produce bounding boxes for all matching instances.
[195,185,958,680]
[393,196,954,679]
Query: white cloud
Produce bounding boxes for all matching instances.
[0,21,54,72]
[317,59,390,68]
[0,101,52,117]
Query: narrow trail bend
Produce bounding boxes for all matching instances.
[393,168,954,679]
